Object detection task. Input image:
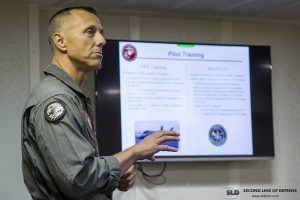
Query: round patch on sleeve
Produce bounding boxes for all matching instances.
[44,101,66,122]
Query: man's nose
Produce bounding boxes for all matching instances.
[96,32,106,47]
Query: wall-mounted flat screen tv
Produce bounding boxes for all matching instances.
[95,40,274,161]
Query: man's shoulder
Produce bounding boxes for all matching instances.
[24,76,76,111]
[34,76,69,94]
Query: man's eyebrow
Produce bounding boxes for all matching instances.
[83,24,104,33]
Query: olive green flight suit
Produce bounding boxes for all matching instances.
[21,64,121,200]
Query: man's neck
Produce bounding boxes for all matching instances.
[52,56,86,86]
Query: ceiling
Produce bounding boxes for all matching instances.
[2,0,300,25]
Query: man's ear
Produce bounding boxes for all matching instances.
[53,32,67,52]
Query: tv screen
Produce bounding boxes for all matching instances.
[95,40,274,161]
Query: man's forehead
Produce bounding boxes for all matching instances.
[71,9,100,22]
[63,9,101,28]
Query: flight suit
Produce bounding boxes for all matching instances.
[21,64,121,200]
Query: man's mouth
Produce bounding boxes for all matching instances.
[92,52,103,58]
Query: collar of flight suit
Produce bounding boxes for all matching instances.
[44,64,87,99]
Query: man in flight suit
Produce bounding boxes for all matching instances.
[21,6,180,200]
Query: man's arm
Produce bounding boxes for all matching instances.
[33,94,121,198]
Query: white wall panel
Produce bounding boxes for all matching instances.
[0,2,31,200]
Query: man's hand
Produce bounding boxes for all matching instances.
[134,131,180,161]
[118,165,136,192]
[114,131,179,176]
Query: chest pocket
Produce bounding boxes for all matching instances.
[84,111,94,135]
[82,111,98,149]
[76,95,99,154]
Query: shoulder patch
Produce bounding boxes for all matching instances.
[44,101,66,122]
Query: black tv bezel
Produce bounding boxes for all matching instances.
[95,39,274,162]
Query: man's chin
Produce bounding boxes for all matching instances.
[94,63,103,70]
[89,62,102,71]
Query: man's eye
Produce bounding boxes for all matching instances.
[86,29,95,36]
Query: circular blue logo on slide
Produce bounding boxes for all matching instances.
[209,124,227,146]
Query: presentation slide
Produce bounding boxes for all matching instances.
[119,41,253,156]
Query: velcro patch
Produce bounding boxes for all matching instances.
[44,101,66,122]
